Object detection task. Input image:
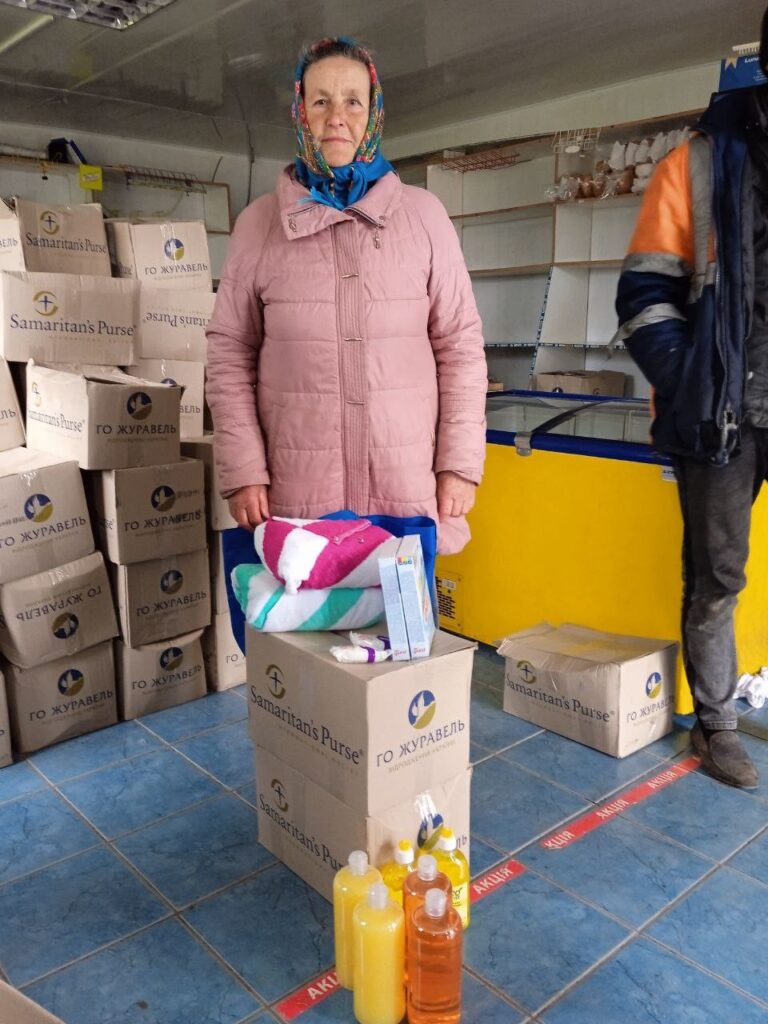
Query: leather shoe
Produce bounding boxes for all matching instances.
[691,721,759,790]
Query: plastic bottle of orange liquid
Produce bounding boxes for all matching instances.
[352,882,405,1024]
[432,828,470,929]
[406,887,462,1024]
[333,851,382,990]
[380,839,415,907]
[402,853,451,927]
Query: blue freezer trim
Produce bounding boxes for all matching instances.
[491,388,649,406]
[486,429,670,466]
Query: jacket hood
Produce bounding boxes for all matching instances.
[696,87,753,140]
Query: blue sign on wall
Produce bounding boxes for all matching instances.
[719,54,767,92]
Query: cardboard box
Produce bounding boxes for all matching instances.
[126,358,204,438]
[106,220,212,291]
[254,745,471,902]
[5,640,117,754]
[26,364,181,470]
[0,199,24,272]
[499,623,677,757]
[203,612,245,691]
[90,458,205,564]
[137,287,214,361]
[533,370,626,397]
[8,199,111,277]
[0,271,137,364]
[180,434,237,530]
[0,980,67,1024]
[117,628,206,720]
[0,447,93,584]
[209,532,231,613]
[113,546,210,647]
[0,356,24,450]
[0,551,117,668]
[0,670,11,768]
[247,626,473,813]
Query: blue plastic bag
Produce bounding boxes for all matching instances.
[221,512,438,654]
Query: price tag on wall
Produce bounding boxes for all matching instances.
[79,164,103,191]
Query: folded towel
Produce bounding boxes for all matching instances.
[231,563,384,632]
[253,516,398,595]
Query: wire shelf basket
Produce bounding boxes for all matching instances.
[114,165,207,193]
[440,146,522,173]
[551,128,601,155]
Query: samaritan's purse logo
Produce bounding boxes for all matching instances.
[57,668,84,696]
[645,672,663,700]
[33,290,58,317]
[151,485,175,512]
[52,613,79,640]
[39,210,60,236]
[266,664,285,699]
[24,493,53,523]
[271,778,289,812]
[160,647,183,671]
[160,569,183,595]
[127,392,152,420]
[408,689,437,730]
[163,237,184,262]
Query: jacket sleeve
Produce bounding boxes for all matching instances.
[205,198,274,497]
[615,143,696,398]
[418,191,488,484]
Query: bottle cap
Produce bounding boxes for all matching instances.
[348,850,369,876]
[437,828,457,851]
[368,882,389,910]
[425,888,447,918]
[395,839,414,866]
[417,854,438,881]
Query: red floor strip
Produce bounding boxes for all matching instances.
[470,858,528,903]
[540,754,701,850]
[275,969,339,1021]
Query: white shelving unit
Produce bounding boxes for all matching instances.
[421,114,696,398]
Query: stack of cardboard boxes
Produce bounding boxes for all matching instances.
[180,436,246,691]
[0,446,118,754]
[246,623,476,901]
[0,197,232,761]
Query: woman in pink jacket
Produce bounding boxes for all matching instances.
[206,36,487,554]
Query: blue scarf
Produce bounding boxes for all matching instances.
[294,150,394,211]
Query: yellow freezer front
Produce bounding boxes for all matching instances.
[437,393,768,714]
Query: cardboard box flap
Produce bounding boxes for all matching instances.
[128,627,204,653]
[497,622,554,657]
[246,622,475,680]
[499,622,676,666]
[4,269,135,293]
[0,446,72,474]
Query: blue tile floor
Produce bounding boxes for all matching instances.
[2,655,768,1024]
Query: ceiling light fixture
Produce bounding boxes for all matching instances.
[0,0,178,31]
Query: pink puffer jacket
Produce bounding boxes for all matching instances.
[205,167,487,554]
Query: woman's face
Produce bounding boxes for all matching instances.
[302,55,371,167]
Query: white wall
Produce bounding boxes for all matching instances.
[386,61,722,159]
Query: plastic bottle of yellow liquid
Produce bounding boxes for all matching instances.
[333,851,382,990]
[352,882,405,1024]
[432,828,470,929]
[380,839,415,907]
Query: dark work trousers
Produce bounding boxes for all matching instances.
[672,423,768,730]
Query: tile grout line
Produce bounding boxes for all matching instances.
[641,931,768,1011]
[461,962,531,1017]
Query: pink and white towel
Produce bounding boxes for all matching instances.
[253,517,399,595]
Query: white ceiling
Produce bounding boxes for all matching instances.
[0,0,763,159]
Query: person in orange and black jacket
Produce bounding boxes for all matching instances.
[614,12,768,791]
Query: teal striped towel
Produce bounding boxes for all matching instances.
[231,563,384,632]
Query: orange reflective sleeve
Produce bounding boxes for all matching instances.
[627,143,694,266]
